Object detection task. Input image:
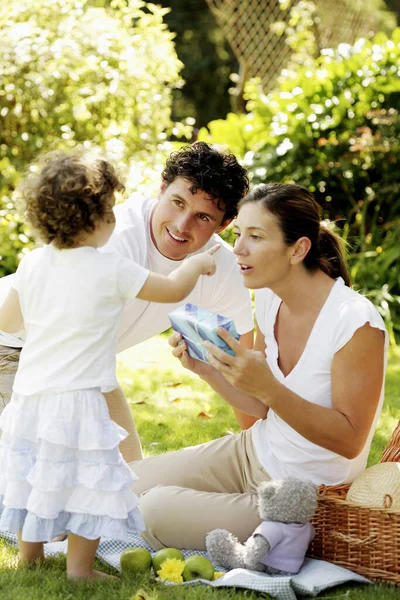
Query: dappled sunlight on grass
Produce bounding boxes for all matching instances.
[0,540,18,570]
[117,336,241,456]
[0,338,397,599]
[118,337,400,464]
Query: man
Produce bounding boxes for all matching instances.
[0,331,23,418]
[0,142,256,459]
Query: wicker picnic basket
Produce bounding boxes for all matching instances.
[307,420,400,585]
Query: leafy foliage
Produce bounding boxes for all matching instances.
[0,0,184,275]
[199,29,400,340]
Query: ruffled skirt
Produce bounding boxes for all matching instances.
[0,388,145,542]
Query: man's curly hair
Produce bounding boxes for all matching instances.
[161,142,249,221]
[18,149,124,249]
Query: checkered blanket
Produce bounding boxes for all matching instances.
[0,530,370,600]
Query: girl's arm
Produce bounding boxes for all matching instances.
[0,288,23,333]
[206,323,385,459]
[136,245,219,303]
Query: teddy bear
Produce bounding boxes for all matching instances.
[206,477,318,574]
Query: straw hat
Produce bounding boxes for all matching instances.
[346,462,400,508]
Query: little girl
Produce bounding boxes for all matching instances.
[0,149,219,580]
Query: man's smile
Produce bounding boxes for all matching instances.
[166,228,189,243]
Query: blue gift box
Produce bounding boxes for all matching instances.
[168,303,240,364]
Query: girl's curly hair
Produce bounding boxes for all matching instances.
[18,149,125,248]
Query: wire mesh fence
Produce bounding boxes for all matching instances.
[206,0,382,91]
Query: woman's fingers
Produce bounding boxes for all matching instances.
[203,340,235,367]
[215,327,243,353]
[171,344,185,359]
[203,327,242,365]
[168,331,182,348]
[206,349,232,375]
[180,349,194,370]
[168,326,242,378]
[168,331,189,361]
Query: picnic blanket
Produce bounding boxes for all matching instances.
[0,530,371,600]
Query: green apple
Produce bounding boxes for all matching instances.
[152,547,185,575]
[120,547,152,573]
[182,555,214,581]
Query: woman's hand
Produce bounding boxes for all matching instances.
[169,328,269,419]
[168,331,215,379]
[203,327,275,403]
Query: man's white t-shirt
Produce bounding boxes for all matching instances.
[0,194,254,352]
[251,277,388,486]
[11,245,149,395]
[100,194,254,353]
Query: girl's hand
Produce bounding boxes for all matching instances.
[203,327,273,401]
[198,244,220,276]
[168,331,215,378]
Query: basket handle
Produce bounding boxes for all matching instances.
[330,531,378,547]
[379,420,400,462]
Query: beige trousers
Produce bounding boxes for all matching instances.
[1,348,268,551]
[129,428,271,550]
[0,345,20,418]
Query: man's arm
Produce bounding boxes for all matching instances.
[0,288,23,333]
[200,325,268,424]
[103,385,143,462]
[232,330,259,429]
[198,241,257,427]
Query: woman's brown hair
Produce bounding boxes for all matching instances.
[239,182,350,286]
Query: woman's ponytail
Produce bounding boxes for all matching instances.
[318,225,350,287]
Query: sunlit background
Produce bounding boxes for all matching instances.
[0,0,399,341]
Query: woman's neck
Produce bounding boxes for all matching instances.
[271,269,336,317]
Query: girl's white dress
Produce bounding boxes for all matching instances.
[0,245,150,541]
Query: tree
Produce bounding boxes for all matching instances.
[156,0,238,129]
[199,29,400,340]
[0,0,183,275]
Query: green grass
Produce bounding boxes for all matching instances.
[0,336,399,599]
[118,332,245,455]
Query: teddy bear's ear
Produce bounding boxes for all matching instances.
[257,480,280,501]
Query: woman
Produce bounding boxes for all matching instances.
[129,182,387,550]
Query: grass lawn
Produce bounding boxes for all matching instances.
[0,335,399,599]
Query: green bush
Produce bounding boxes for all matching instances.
[0,0,184,276]
[200,29,400,339]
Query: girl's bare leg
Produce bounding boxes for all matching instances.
[66,534,118,581]
[18,532,44,564]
